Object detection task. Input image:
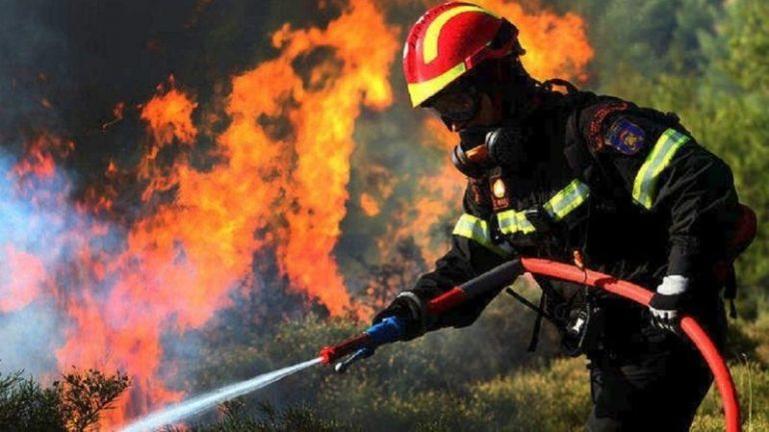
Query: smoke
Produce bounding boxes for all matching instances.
[0,303,60,376]
[0,135,127,379]
[0,145,69,374]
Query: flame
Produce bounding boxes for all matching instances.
[140,82,198,145]
[475,0,594,81]
[265,0,397,314]
[12,135,70,180]
[54,0,398,425]
[138,81,199,202]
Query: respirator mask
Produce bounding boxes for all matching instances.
[426,81,531,179]
[452,126,530,178]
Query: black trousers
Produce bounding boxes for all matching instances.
[585,303,729,432]
[586,344,712,431]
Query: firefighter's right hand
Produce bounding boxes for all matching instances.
[649,275,690,332]
[373,292,426,341]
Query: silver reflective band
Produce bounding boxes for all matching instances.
[543,179,590,221]
[632,128,690,209]
[452,213,510,257]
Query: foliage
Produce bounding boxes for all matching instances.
[0,371,63,431]
[0,368,129,432]
[187,400,354,432]
[54,368,130,432]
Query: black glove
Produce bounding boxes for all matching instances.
[373,292,426,341]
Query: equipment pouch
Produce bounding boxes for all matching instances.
[561,300,605,357]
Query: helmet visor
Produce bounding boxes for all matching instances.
[425,86,480,125]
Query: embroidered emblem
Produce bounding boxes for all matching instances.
[605,118,645,155]
[587,101,630,150]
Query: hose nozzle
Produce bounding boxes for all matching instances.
[319,316,406,366]
[334,347,375,374]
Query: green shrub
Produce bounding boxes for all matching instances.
[0,368,129,432]
[468,358,591,432]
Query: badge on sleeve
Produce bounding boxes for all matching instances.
[605,118,645,155]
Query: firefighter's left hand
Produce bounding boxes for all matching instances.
[372,292,426,341]
[649,275,690,332]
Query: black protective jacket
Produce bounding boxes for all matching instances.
[401,88,740,357]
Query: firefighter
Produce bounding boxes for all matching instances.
[374,2,751,431]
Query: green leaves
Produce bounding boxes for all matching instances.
[54,368,130,432]
[0,368,129,432]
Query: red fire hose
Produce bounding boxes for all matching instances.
[322,258,741,431]
[520,257,741,432]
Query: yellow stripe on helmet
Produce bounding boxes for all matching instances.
[407,61,466,107]
[423,4,497,64]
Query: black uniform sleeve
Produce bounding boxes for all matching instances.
[405,183,510,333]
[579,102,740,278]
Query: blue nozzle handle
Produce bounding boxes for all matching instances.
[331,317,404,374]
[321,316,406,366]
[365,316,406,346]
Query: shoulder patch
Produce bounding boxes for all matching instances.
[604,118,645,155]
[585,101,630,151]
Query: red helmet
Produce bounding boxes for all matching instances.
[403,2,524,107]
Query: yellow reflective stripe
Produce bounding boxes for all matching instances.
[543,179,590,221]
[407,62,466,107]
[497,209,536,235]
[452,213,509,257]
[632,129,690,209]
[423,5,497,64]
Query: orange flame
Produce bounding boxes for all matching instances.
[140,83,198,145]
[52,0,399,425]
[12,135,71,181]
[475,0,594,81]
[263,0,398,314]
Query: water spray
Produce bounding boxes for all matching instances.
[120,358,322,432]
[121,258,741,432]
